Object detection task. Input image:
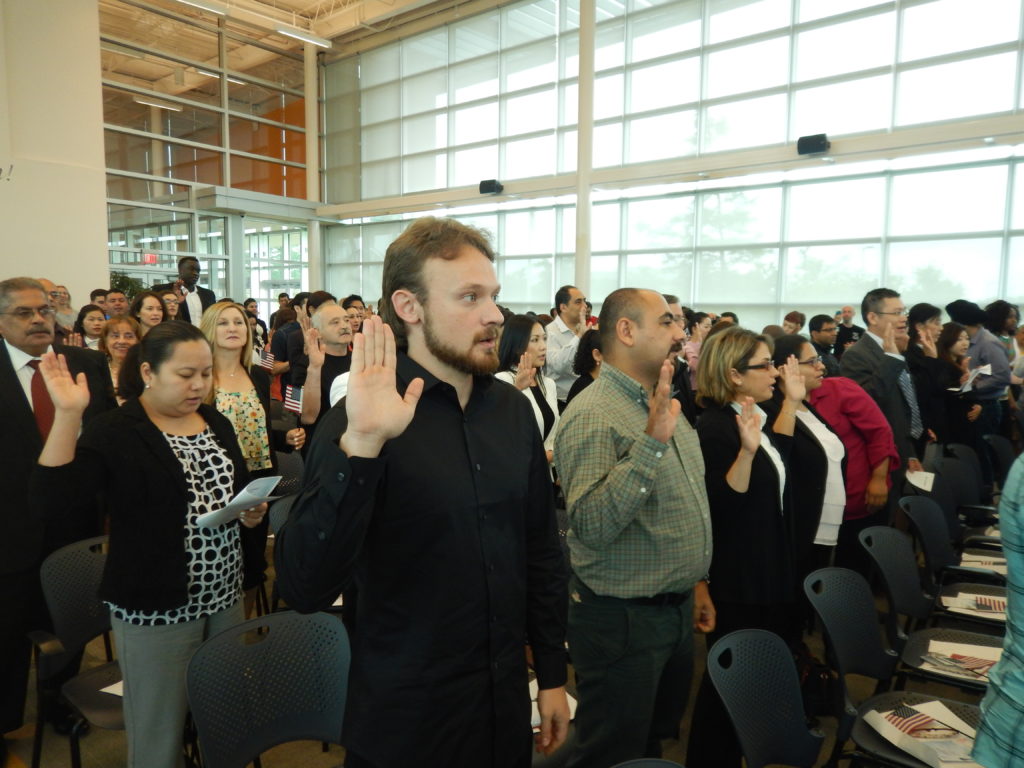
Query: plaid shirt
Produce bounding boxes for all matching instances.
[975,454,1024,766]
[554,362,712,598]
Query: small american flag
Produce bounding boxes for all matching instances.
[976,595,1007,612]
[950,654,997,676]
[284,385,302,414]
[259,349,275,372]
[884,705,935,734]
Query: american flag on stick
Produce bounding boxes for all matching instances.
[284,385,302,414]
[259,348,275,372]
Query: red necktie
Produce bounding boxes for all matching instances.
[28,360,55,440]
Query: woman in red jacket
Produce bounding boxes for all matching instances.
[808,374,900,578]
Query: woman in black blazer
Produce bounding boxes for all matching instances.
[905,302,948,449]
[200,301,306,607]
[764,335,847,580]
[687,325,805,768]
[33,323,269,768]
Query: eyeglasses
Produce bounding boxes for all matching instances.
[743,360,776,371]
[1,306,55,320]
[798,356,823,366]
[876,309,908,317]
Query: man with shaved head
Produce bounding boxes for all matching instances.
[555,288,714,767]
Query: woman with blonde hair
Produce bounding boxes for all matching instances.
[200,302,305,611]
[687,325,804,768]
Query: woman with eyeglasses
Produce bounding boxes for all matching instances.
[686,325,804,768]
[765,335,846,580]
[160,291,181,321]
[31,322,267,768]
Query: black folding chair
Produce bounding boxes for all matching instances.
[186,610,350,768]
[706,629,823,768]
[804,568,982,767]
[30,536,123,768]
[983,433,1017,490]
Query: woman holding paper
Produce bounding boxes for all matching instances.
[200,301,305,612]
[31,321,268,768]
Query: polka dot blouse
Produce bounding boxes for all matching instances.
[108,429,242,626]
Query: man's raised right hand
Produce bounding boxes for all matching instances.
[339,316,424,458]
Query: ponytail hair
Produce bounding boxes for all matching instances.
[119,321,209,399]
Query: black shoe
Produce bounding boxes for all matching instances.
[49,703,88,738]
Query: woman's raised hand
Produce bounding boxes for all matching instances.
[38,351,90,414]
[735,396,761,454]
[776,354,806,403]
[339,316,423,458]
[513,351,537,390]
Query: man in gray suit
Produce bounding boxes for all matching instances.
[840,288,923,498]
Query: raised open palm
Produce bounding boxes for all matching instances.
[39,351,90,413]
[340,316,423,457]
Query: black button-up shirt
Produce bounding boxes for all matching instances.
[275,353,568,768]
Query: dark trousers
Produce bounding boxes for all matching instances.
[685,600,800,768]
[566,576,695,768]
[975,399,1002,486]
[834,510,888,582]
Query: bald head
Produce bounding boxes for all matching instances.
[37,278,57,309]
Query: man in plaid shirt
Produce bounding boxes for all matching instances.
[555,288,715,768]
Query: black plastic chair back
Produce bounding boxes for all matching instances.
[274,450,304,496]
[39,536,110,665]
[983,434,1016,489]
[948,443,984,491]
[858,524,936,626]
[803,568,899,682]
[268,493,298,536]
[706,630,823,768]
[939,455,984,508]
[187,611,350,768]
[915,473,964,541]
[900,496,961,583]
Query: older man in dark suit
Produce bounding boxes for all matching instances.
[840,288,923,523]
[152,256,216,326]
[0,277,116,760]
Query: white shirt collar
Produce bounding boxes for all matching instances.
[4,338,52,370]
[550,314,572,335]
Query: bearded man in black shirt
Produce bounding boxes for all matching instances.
[276,217,570,768]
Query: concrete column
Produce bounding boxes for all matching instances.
[0,0,109,296]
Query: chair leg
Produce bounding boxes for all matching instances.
[31,650,47,768]
[30,711,45,768]
[69,720,86,768]
[253,756,263,768]
[103,631,114,662]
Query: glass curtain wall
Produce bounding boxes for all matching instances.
[100,0,309,298]
[328,147,1024,331]
[323,0,1024,321]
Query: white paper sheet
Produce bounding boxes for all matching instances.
[195,476,282,529]
[907,470,935,492]
[100,680,123,697]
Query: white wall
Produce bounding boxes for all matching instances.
[0,0,109,304]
